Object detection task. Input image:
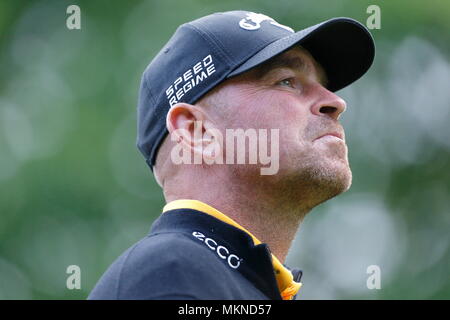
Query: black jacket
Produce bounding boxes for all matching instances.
[88,208,302,299]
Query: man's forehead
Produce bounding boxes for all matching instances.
[249,46,328,86]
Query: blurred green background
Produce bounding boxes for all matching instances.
[0,0,449,299]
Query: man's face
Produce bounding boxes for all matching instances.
[206,46,352,205]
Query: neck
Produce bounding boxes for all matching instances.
[212,194,305,263]
[164,169,311,263]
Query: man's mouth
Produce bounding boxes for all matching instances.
[314,132,344,141]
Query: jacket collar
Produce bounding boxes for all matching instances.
[161,199,302,300]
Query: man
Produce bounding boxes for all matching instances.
[89,10,375,300]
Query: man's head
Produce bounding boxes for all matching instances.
[137,10,374,211]
[155,45,350,210]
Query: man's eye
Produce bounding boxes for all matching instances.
[278,78,295,88]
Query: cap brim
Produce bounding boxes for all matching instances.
[227,17,375,92]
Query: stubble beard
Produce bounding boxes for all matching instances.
[278,138,353,213]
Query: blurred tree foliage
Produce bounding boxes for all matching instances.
[0,0,449,299]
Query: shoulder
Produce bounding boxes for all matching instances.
[122,231,225,280]
[89,231,239,299]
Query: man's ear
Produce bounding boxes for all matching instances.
[166,103,216,158]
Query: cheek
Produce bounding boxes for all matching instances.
[222,91,278,129]
[250,94,312,157]
[272,96,311,144]
[257,92,310,131]
[222,87,310,141]
[252,94,312,167]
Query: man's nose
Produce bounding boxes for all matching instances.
[310,86,347,120]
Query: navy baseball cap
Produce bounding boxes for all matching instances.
[137,10,375,170]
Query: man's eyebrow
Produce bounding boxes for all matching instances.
[253,55,328,88]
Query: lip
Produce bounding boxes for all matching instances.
[314,132,344,141]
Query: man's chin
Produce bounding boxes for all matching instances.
[313,160,353,196]
[284,159,352,208]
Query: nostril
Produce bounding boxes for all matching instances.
[320,106,337,114]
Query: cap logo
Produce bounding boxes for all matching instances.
[165,54,216,107]
[238,12,294,32]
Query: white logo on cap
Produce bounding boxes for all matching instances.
[239,12,294,32]
[165,54,216,107]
